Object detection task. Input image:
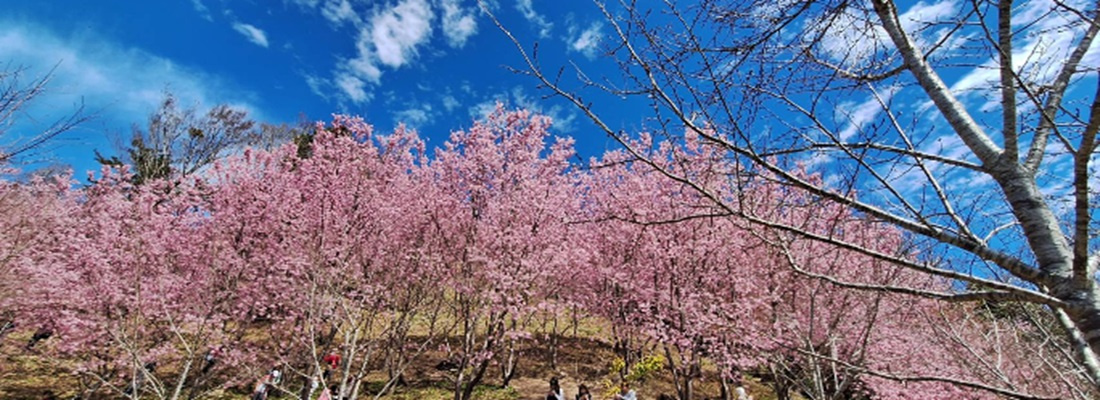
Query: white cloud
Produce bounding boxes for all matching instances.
[335,73,370,103]
[333,0,434,103]
[441,0,478,48]
[834,85,899,141]
[372,0,434,67]
[469,86,577,132]
[516,0,552,38]
[321,0,361,26]
[950,0,1099,104]
[0,20,263,169]
[568,21,602,59]
[441,94,460,112]
[469,99,499,120]
[287,0,322,9]
[304,74,332,101]
[232,22,269,48]
[394,103,434,127]
[811,1,959,70]
[192,0,213,21]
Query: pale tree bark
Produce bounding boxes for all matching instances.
[486,0,1100,397]
[870,0,1100,367]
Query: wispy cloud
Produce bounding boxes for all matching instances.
[287,0,321,9]
[296,0,487,104]
[232,22,269,48]
[441,94,461,112]
[371,0,434,68]
[332,0,434,103]
[568,21,602,59]
[516,0,552,38]
[0,20,263,170]
[469,86,577,133]
[441,0,478,48]
[950,0,1099,107]
[335,73,370,103]
[394,103,435,128]
[834,85,899,141]
[811,0,960,71]
[191,0,213,21]
[320,0,360,26]
[303,73,332,101]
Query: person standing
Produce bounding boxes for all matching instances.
[322,350,341,380]
[299,374,320,400]
[316,385,333,400]
[545,377,564,400]
[252,370,273,400]
[575,384,593,400]
[613,381,636,400]
[733,378,752,400]
[201,347,222,375]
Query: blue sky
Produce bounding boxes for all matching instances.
[3,0,1098,279]
[3,0,639,176]
[2,0,1095,216]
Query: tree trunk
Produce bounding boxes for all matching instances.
[769,363,792,400]
[501,338,516,388]
[461,356,492,400]
[550,316,560,371]
[169,358,193,400]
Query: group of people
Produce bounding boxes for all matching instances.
[245,351,751,400]
[545,377,635,400]
[548,377,753,400]
[252,349,344,400]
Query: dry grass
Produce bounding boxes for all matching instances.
[0,319,793,400]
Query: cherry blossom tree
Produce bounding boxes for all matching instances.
[431,106,583,400]
[5,102,1095,399]
[201,116,453,400]
[5,168,262,400]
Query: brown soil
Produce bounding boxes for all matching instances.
[0,330,785,400]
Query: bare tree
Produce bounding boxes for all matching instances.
[488,0,1100,395]
[97,92,255,184]
[0,63,90,163]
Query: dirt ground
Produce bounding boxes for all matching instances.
[0,331,784,400]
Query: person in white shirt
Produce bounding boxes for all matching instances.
[613,381,637,400]
[733,376,752,400]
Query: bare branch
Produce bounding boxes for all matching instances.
[867,82,979,243]
[871,0,1004,166]
[759,142,984,172]
[0,63,92,162]
[794,348,1062,400]
[1024,0,1100,171]
[778,238,1059,307]
[1073,74,1100,282]
[804,53,907,83]
[998,0,1020,162]
[1055,306,1100,386]
[488,0,1043,286]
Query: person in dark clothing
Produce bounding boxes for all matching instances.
[575,384,593,400]
[201,346,222,374]
[546,377,563,400]
[25,326,52,349]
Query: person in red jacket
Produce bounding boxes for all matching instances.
[322,350,341,380]
[323,351,341,369]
